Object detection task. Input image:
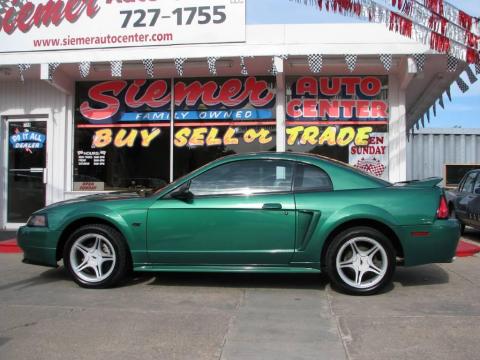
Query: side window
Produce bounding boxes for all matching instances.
[461,172,477,193]
[189,160,294,196]
[458,177,466,191]
[473,173,480,195]
[294,163,333,192]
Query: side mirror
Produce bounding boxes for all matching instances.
[169,183,194,202]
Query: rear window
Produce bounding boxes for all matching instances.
[302,153,391,186]
[294,163,333,192]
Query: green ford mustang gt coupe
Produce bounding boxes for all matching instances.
[18,152,460,295]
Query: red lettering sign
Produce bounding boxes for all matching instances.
[288,76,388,122]
[286,99,302,118]
[294,76,382,97]
[175,78,273,107]
[0,0,100,34]
[80,80,127,121]
[80,77,275,121]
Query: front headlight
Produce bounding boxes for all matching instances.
[27,214,48,227]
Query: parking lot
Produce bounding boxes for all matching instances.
[0,229,479,360]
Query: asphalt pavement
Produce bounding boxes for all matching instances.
[0,229,479,360]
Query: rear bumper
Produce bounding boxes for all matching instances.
[17,226,60,267]
[397,219,461,266]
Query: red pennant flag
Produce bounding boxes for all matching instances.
[459,11,473,31]
[425,0,444,15]
[392,0,403,10]
[389,12,413,38]
[466,48,479,65]
[430,32,450,53]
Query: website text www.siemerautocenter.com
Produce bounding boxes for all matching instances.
[32,32,173,48]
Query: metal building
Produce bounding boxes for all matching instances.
[407,128,480,184]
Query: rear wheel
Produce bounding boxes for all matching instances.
[63,224,129,289]
[325,227,395,295]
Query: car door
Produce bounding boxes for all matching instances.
[467,172,480,227]
[449,175,466,218]
[456,172,477,224]
[146,159,296,266]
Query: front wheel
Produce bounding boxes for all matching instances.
[325,227,396,295]
[63,224,129,289]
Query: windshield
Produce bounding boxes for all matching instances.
[150,159,223,196]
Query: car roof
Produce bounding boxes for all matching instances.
[217,151,341,164]
[214,151,362,171]
[212,151,391,186]
[154,151,389,197]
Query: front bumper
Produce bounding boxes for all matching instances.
[397,219,461,267]
[17,226,60,267]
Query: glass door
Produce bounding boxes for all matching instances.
[6,120,47,224]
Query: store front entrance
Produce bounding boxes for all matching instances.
[4,119,47,226]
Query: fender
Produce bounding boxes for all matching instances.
[56,204,148,263]
[324,204,399,230]
[291,204,400,265]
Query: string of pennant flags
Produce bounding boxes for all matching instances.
[28,53,477,81]
[16,52,479,132]
[62,57,480,77]
[15,54,429,80]
[290,0,480,65]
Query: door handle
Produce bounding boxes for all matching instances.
[262,203,282,210]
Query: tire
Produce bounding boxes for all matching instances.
[325,227,396,296]
[63,224,129,289]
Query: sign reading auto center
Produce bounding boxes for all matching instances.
[0,0,246,52]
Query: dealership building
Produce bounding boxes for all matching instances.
[0,0,478,228]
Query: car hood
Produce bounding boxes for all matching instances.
[40,191,144,212]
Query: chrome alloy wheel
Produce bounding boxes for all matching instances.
[69,233,116,283]
[335,237,388,289]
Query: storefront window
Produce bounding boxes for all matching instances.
[74,80,171,191]
[73,76,276,191]
[286,76,389,180]
[173,77,276,179]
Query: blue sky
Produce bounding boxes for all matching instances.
[247,0,480,129]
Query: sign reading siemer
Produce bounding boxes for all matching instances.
[0,0,246,52]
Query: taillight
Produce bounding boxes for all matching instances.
[436,195,449,219]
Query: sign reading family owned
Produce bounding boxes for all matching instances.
[75,76,276,148]
[0,0,245,52]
